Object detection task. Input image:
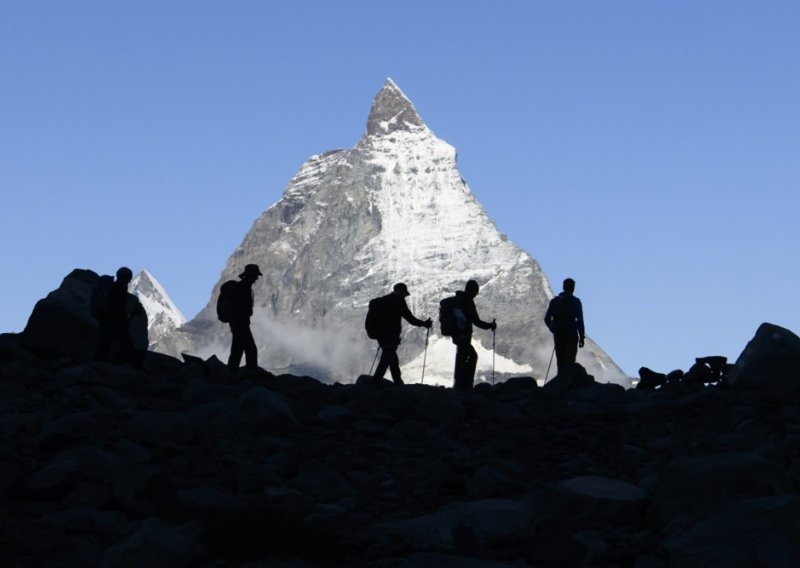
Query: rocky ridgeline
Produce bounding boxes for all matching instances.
[1,318,800,566]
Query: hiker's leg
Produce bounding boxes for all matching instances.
[386,344,403,384]
[228,324,245,371]
[554,334,569,374]
[464,343,478,388]
[565,336,578,366]
[454,341,470,390]
[374,341,392,380]
[241,324,258,369]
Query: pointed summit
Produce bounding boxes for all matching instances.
[130,269,186,347]
[156,81,628,386]
[366,78,426,136]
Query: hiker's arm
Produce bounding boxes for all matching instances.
[577,299,585,343]
[401,302,428,327]
[469,303,495,330]
[543,301,553,330]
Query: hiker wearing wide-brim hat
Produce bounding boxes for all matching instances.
[239,264,263,280]
[227,263,262,372]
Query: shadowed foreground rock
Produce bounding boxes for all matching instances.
[1,323,800,566]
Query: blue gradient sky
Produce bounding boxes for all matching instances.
[2,1,798,377]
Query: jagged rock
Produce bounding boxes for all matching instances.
[637,367,666,390]
[729,322,800,400]
[19,269,100,362]
[2,322,799,565]
[18,269,148,363]
[543,362,596,394]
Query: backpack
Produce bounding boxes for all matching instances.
[364,295,393,339]
[216,280,240,323]
[439,295,467,337]
[89,275,115,319]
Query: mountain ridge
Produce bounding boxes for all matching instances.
[154,79,627,385]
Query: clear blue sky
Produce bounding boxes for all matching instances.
[2,2,798,377]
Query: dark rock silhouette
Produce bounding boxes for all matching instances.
[729,322,800,400]
[3,290,800,565]
[19,269,147,364]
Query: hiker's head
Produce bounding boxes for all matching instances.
[393,283,410,297]
[240,264,263,282]
[465,279,480,298]
[563,278,575,294]
[116,267,133,284]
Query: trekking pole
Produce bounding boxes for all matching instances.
[544,345,555,385]
[421,326,430,384]
[492,319,496,385]
[369,345,381,376]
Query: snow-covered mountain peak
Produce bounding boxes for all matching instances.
[366,78,427,136]
[155,80,628,386]
[130,270,186,348]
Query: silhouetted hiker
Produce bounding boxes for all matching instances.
[544,277,585,375]
[225,264,262,373]
[94,267,144,368]
[441,280,496,391]
[365,283,432,384]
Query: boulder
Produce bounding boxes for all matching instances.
[651,450,793,527]
[238,386,298,429]
[19,269,100,362]
[556,475,648,525]
[665,495,800,567]
[729,323,800,400]
[18,269,148,363]
[382,497,536,550]
[542,363,595,394]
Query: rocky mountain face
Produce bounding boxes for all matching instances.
[156,79,626,385]
[129,270,186,349]
[2,323,800,565]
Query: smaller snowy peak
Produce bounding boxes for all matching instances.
[366,78,426,136]
[130,270,186,347]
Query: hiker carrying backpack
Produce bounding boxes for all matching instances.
[365,283,432,385]
[444,280,496,391]
[365,294,395,340]
[216,280,240,323]
[543,278,586,376]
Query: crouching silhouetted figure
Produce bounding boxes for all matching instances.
[544,278,585,375]
[94,266,144,368]
[227,264,262,373]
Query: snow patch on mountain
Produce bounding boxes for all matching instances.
[130,270,186,348]
[154,79,629,387]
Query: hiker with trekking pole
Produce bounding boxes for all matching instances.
[364,283,432,385]
[439,280,497,391]
[544,277,585,379]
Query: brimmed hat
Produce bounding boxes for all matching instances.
[393,282,410,297]
[240,264,263,279]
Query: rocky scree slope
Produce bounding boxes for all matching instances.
[2,322,800,566]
